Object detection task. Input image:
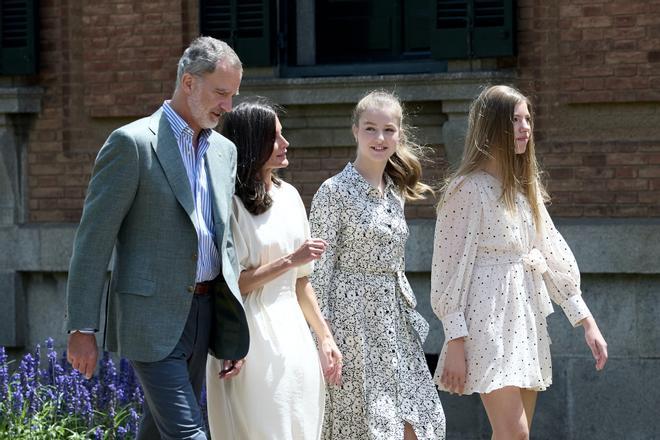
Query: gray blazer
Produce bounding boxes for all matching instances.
[65,109,249,362]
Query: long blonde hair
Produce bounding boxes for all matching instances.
[352,90,432,201]
[442,85,548,227]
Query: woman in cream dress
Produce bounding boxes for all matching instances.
[206,101,342,440]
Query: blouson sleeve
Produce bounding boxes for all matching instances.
[308,181,340,320]
[430,176,483,341]
[535,200,592,327]
[230,196,252,274]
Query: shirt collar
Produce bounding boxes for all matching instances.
[162,100,212,143]
[343,162,394,197]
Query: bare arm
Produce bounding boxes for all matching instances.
[296,276,342,385]
[238,239,327,294]
[579,316,608,371]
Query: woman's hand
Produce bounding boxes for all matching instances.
[441,338,467,394]
[288,238,327,267]
[318,335,343,386]
[581,316,608,371]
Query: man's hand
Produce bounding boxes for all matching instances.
[218,359,244,380]
[67,331,98,379]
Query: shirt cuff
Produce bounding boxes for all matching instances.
[560,294,592,327]
[441,311,469,341]
[69,329,96,334]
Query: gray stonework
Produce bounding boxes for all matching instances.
[239,71,515,167]
[1,220,658,439]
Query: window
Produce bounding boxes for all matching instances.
[199,0,515,74]
[200,0,274,66]
[0,0,38,75]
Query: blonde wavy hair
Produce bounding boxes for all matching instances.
[352,90,432,201]
[441,85,548,227]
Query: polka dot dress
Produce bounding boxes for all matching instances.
[310,163,446,440]
[431,171,592,395]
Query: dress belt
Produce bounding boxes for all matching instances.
[521,249,554,318]
[474,249,554,317]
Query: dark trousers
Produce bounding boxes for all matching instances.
[131,295,211,440]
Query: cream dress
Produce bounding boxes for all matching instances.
[206,181,324,440]
[431,171,592,395]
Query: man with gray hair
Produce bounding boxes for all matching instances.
[65,36,250,439]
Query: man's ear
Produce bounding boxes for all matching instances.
[352,125,358,143]
[180,73,195,95]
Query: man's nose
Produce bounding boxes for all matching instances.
[221,97,233,112]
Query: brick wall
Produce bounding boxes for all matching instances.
[517,0,660,216]
[28,0,195,222]
[26,1,660,222]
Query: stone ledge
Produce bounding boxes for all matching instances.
[239,71,516,105]
[1,218,659,274]
[0,87,44,114]
[406,218,660,274]
[0,224,76,272]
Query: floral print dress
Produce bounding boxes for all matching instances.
[310,163,445,440]
[431,171,592,395]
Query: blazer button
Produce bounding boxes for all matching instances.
[192,252,198,262]
[187,285,194,293]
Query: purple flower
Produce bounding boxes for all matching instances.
[12,387,24,415]
[0,346,8,406]
[127,407,140,436]
[116,426,127,440]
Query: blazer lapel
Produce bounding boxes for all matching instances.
[149,110,195,220]
[205,142,229,240]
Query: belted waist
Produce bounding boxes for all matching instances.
[474,248,548,272]
[336,262,429,342]
[476,249,554,318]
[335,262,404,275]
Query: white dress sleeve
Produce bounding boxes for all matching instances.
[430,176,483,341]
[308,181,340,319]
[536,201,592,327]
[230,196,253,273]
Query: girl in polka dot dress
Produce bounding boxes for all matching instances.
[431,85,608,439]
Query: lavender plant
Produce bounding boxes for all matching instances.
[0,339,149,439]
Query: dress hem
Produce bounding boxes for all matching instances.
[436,379,552,395]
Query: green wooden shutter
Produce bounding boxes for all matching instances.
[200,0,273,67]
[431,0,470,59]
[431,0,514,59]
[472,0,514,57]
[0,0,38,75]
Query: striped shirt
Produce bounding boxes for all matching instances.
[163,101,221,282]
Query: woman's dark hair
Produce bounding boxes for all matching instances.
[221,99,281,215]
